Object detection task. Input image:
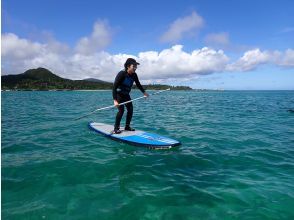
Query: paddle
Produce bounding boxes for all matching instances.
[74,88,170,120]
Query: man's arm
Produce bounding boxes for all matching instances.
[133,73,145,94]
[112,71,125,101]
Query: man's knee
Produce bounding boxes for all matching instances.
[118,106,124,114]
[126,104,133,112]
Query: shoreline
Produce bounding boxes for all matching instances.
[2,89,293,92]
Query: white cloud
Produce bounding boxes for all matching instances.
[138,45,229,80]
[277,49,294,67]
[2,32,294,84]
[227,48,294,71]
[1,33,72,75]
[226,49,271,71]
[204,32,230,47]
[1,33,43,59]
[1,34,228,82]
[160,11,204,43]
[75,20,112,55]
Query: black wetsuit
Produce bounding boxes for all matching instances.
[112,70,145,130]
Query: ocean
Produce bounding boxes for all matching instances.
[2,90,294,219]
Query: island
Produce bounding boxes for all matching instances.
[1,67,192,91]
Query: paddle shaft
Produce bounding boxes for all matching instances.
[75,88,170,120]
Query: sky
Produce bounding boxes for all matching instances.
[1,0,294,89]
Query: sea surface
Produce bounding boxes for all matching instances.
[2,90,294,219]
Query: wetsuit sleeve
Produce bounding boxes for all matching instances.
[113,71,125,100]
[134,73,145,94]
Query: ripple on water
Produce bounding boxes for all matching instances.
[2,91,294,219]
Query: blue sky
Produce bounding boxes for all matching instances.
[2,0,294,89]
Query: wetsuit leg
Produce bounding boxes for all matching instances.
[125,95,133,127]
[114,94,125,130]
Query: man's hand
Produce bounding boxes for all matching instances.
[114,100,119,107]
[144,92,149,98]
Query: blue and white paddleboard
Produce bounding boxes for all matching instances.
[89,122,180,149]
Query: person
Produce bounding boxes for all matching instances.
[112,58,149,134]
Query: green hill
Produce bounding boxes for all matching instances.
[1,68,112,90]
[22,68,63,80]
[1,67,192,91]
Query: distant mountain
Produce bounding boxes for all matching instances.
[1,67,192,91]
[1,67,112,90]
[22,67,64,80]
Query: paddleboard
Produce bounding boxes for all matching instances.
[89,122,181,149]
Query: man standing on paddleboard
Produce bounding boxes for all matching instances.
[112,58,149,134]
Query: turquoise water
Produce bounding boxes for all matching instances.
[2,90,294,219]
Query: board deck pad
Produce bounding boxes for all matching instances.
[89,122,180,149]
